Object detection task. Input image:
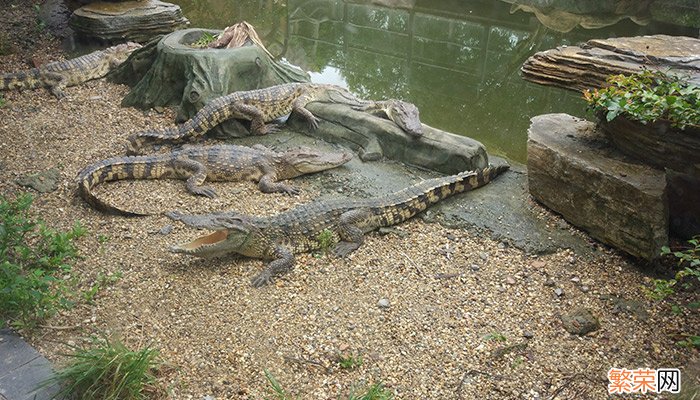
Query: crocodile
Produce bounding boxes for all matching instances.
[76,144,352,216]
[353,99,423,137]
[0,42,141,99]
[125,83,423,155]
[168,164,508,287]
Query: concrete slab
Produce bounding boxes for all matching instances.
[0,329,59,400]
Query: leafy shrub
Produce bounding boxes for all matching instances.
[0,193,86,328]
[48,336,163,400]
[645,237,700,348]
[583,69,700,129]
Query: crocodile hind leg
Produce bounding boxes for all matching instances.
[251,246,295,287]
[43,71,68,99]
[173,159,217,198]
[333,208,375,257]
[230,103,280,135]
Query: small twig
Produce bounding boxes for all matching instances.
[283,355,329,374]
[38,323,81,331]
[399,250,423,276]
[435,272,463,279]
[547,373,598,400]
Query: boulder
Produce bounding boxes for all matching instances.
[69,0,189,43]
[288,102,488,174]
[561,308,600,336]
[521,35,700,92]
[527,114,668,260]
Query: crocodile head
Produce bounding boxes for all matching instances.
[276,146,352,178]
[107,42,143,64]
[169,215,257,258]
[383,100,422,138]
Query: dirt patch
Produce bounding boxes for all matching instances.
[1,3,697,398]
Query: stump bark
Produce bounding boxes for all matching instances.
[113,28,310,137]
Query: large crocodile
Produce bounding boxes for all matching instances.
[0,42,141,99]
[76,144,352,216]
[125,83,423,155]
[168,164,508,287]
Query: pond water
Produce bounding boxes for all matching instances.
[167,0,697,163]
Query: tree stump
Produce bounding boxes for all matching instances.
[113,28,310,137]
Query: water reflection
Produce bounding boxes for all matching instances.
[169,0,697,163]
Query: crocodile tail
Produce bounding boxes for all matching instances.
[76,155,169,216]
[1,69,43,91]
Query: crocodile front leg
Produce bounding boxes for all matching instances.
[250,245,295,287]
[292,96,320,130]
[258,165,299,195]
[174,159,217,198]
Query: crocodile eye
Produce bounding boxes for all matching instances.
[189,90,200,102]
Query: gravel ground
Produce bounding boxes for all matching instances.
[1,4,698,399]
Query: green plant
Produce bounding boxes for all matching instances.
[645,237,700,348]
[316,229,335,256]
[82,271,122,304]
[47,336,163,400]
[348,382,394,400]
[191,32,217,48]
[583,69,700,129]
[97,234,110,244]
[647,237,700,300]
[264,370,298,400]
[0,194,86,328]
[482,332,507,342]
[0,94,5,108]
[338,354,363,370]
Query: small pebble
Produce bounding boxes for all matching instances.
[479,252,489,261]
[554,288,564,297]
[523,331,534,339]
[470,264,480,272]
[377,298,390,309]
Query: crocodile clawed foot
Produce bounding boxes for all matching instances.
[258,123,281,135]
[251,271,273,288]
[193,186,217,198]
[333,241,361,257]
[308,116,320,130]
[282,186,301,196]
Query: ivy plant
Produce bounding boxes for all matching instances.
[583,69,700,130]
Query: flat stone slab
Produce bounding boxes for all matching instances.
[527,113,668,260]
[521,35,700,92]
[288,102,488,174]
[0,329,59,400]
[69,0,189,43]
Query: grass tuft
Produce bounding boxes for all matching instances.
[48,336,163,400]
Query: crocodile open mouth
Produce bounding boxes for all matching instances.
[176,230,228,251]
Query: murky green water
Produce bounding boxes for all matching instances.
[167,0,697,163]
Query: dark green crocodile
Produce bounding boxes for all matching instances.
[0,42,141,99]
[168,164,508,287]
[76,144,352,216]
[125,83,423,155]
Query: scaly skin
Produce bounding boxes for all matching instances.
[168,164,509,287]
[125,83,367,155]
[0,42,141,99]
[76,144,352,216]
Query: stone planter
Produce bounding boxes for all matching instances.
[598,113,700,173]
[599,113,700,238]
